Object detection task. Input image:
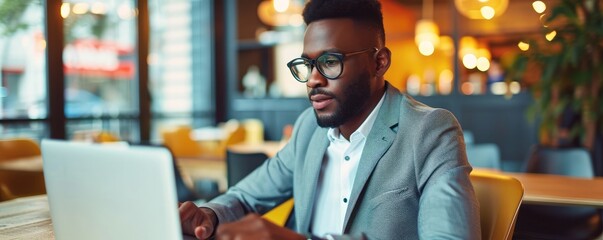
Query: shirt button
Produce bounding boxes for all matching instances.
[343,198,348,203]
[344,156,350,161]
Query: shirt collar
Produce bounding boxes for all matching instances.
[327,91,387,143]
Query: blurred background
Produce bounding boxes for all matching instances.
[0,0,601,174]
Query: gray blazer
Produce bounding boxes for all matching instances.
[204,83,481,239]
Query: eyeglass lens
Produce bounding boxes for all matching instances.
[290,53,343,82]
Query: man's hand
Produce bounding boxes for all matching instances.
[179,201,218,240]
[215,213,306,240]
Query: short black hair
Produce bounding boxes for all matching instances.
[302,0,385,45]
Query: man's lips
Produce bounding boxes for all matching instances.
[310,94,334,110]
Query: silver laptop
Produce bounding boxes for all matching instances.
[42,139,186,240]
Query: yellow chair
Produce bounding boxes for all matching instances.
[0,138,41,162]
[71,130,121,143]
[262,198,294,227]
[215,120,246,158]
[161,126,204,158]
[95,131,121,143]
[471,170,524,240]
[242,119,264,144]
[0,138,45,201]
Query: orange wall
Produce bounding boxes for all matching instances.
[381,0,453,92]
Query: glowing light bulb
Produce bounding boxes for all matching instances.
[539,14,549,27]
[545,30,556,41]
[273,0,289,13]
[419,41,436,56]
[61,3,70,18]
[481,6,495,20]
[90,2,106,15]
[72,3,89,15]
[476,57,490,72]
[463,54,477,69]
[532,1,546,14]
[509,81,521,94]
[518,41,530,51]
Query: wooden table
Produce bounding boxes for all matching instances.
[0,195,195,239]
[179,141,283,192]
[506,172,603,208]
[227,141,283,158]
[0,195,54,239]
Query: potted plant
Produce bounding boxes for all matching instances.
[510,0,602,165]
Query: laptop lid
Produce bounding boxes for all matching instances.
[42,139,183,240]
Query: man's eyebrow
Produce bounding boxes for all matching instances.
[300,48,342,58]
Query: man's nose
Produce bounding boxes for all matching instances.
[306,67,327,88]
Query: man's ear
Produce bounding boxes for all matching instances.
[374,47,391,77]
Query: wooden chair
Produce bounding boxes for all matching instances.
[0,138,41,162]
[0,138,45,201]
[471,170,524,240]
[215,121,246,158]
[0,169,46,201]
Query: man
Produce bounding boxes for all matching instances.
[179,0,480,239]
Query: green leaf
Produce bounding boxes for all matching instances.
[573,70,591,85]
[541,55,560,84]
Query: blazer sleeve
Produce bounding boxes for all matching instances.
[199,108,314,224]
[414,109,481,239]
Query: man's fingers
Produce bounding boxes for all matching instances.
[179,201,197,220]
[194,225,211,240]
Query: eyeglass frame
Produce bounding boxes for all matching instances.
[286,47,379,83]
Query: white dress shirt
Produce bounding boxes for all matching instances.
[310,93,386,237]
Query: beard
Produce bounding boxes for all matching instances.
[310,71,371,128]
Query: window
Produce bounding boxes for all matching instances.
[61,0,140,141]
[0,0,47,139]
[148,0,215,143]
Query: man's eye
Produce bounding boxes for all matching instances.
[323,59,339,67]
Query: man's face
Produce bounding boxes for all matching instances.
[303,19,377,128]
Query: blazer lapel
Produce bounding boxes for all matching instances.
[298,127,329,233]
[343,84,401,229]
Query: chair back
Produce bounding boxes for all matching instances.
[226,150,267,188]
[0,169,46,201]
[222,121,246,147]
[95,131,121,143]
[471,170,524,240]
[0,138,41,162]
[464,131,475,145]
[525,147,593,177]
[161,126,203,158]
[262,198,294,227]
[466,144,502,170]
[242,119,264,144]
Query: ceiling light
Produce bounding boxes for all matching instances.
[455,0,508,20]
[532,1,546,14]
[518,41,530,51]
[545,30,556,41]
